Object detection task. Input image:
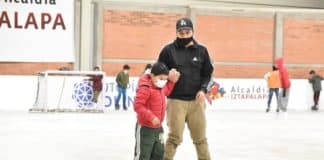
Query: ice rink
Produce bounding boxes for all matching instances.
[1,109,324,160]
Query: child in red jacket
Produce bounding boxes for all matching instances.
[133,62,179,160]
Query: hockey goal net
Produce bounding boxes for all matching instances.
[30,70,106,113]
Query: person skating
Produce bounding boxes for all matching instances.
[89,66,103,104]
[158,17,213,160]
[264,66,281,113]
[133,62,179,160]
[308,70,323,111]
[115,64,130,110]
[275,58,291,112]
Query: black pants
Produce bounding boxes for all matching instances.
[134,124,164,160]
[314,91,321,106]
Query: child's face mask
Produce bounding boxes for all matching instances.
[155,79,167,88]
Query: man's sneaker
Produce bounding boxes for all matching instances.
[276,108,280,113]
[266,108,270,113]
[123,106,128,111]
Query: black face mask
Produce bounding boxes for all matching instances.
[176,37,193,47]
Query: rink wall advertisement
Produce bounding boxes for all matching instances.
[0,76,320,111]
[0,0,75,62]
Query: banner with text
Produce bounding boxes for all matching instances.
[0,76,319,111]
[0,0,75,62]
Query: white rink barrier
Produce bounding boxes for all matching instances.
[0,76,321,111]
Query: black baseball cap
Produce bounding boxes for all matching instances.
[176,17,193,31]
[151,62,169,76]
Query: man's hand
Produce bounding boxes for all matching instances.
[152,117,161,126]
[168,68,180,83]
[196,90,205,103]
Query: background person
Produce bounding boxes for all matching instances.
[275,58,291,112]
[264,66,281,113]
[89,66,103,104]
[308,70,323,111]
[115,64,130,110]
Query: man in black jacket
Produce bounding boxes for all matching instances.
[158,17,213,160]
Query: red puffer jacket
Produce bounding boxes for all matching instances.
[275,58,291,89]
[134,74,175,128]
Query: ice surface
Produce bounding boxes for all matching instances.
[1,109,324,160]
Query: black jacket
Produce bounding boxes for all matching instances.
[158,39,214,100]
[309,74,323,92]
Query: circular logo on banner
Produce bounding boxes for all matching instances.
[72,80,94,107]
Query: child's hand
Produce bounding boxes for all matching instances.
[168,68,180,83]
[151,117,161,126]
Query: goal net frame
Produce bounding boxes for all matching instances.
[30,70,106,113]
